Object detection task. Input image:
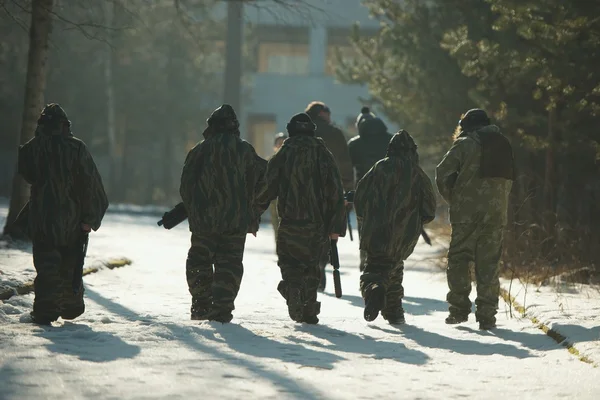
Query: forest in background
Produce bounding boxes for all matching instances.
[337,0,600,273]
[1,0,228,206]
[1,0,599,274]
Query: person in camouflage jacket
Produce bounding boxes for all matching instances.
[269,132,287,242]
[348,106,394,272]
[18,103,108,325]
[180,104,266,323]
[354,130,436,324]
[255,113,346,324]
[436,108,515,330]
[305,101,353,291]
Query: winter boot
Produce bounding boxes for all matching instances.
[363,285,385,322]
[287,286,304,322]
[201,308,233,323]
[29,311,54,326]
[383,302,406,325]
[302,301,321,325]
[277,280,289,301]
[477,315,496,330]
[445,314,468,325]
[191,301,211,321]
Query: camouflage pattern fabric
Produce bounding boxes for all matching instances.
[313,117,355,192]
[275,223,327,317]
[269,198,280,238]
[31,242,85,323]
[255,135,346,238]
[436,124,513,324]
[18,104,107,324]
[354,131,436,263]
[348,114,393,271]
[446,223,503,323]
[186,233,246,313]
[435,125,513,226]
[18,106,108,246]
[180,130,266,235]
[255,134,346,318]
[360,254,405,321]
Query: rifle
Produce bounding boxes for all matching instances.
[73,233,89,294]
[421,228,432,246]
[330,239,342,298]
[157,202,188,229]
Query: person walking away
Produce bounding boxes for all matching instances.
[18,103,108,325]
[354,130,436,324]
[305,101,353,291]
[255,113,346,324]
[348,106,394,271]
[435,108,515,330]
[180,104,266,323]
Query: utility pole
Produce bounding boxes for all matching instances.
[223,0,243,116]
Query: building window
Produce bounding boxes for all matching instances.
[258,43,309,75]
[247,114,278,159]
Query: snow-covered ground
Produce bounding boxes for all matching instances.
[1,205,600,399]
[500,275,600,364]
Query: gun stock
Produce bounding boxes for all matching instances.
[347,213,354,241]
[157,202,188,229]
[72,233,89,294]
[421,228,432,246]
[330,239,342,298]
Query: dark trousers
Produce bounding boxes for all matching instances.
[186,232,246,313]
[276,222,326,316]
[32,241,85,323]
[360,252,405,318]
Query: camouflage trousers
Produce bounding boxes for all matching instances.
[186,232,246,314]
[276,222,326,317]
[360,253,405,318]
[446,223,503,323]
[269,199,280,239]
[32,241,85,323]
[357,218,366,272]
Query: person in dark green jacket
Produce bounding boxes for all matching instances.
[436,108,515,330]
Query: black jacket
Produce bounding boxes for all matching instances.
[347,118,393,184]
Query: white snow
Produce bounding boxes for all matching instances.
[1,206,600,399]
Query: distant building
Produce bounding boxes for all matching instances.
[205,0,397,160]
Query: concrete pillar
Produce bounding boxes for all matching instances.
[309,26,327,76]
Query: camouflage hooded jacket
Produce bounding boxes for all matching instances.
[435,125,514,226]
[179,131,266,235]
[354,134,436,261]
[18,125,108,246]
[255,135,346,238]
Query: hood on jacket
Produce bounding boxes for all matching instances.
[386,129,418,159]
[35,103,72,137]
[358,117,388,137]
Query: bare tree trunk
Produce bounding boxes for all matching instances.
[105,0,118,196]
[223,0,243,116]
[3,0,54,238]
[543,106,557,249]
